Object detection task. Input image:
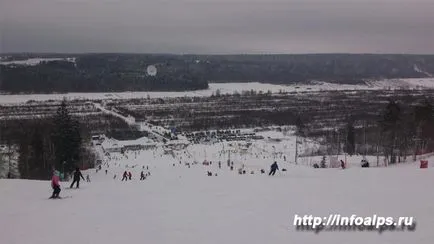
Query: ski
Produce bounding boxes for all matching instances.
[48,196,72,200]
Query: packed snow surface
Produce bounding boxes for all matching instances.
[1,139,433,244]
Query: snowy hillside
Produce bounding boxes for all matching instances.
[1,141,433,244]
[1,78,434,104]
[0,57,76,66]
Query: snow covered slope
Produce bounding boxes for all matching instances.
[1,146,433,244]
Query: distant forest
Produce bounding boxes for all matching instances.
[1,53,434,93]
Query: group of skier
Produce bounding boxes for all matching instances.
[50,167,87,199]
[120,170,150,181]
[121,171,132,181]
[48,155,286,198]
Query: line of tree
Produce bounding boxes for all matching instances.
[2,53,434,93]
[16,100,95,179]
[338,99,434,163]
[0,56,208,93]
[379,98,434,163]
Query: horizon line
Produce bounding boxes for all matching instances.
[1,52,434,56]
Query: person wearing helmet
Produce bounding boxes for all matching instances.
[50,170,61,199]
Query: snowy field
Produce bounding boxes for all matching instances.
[1,79,434,104]
[1,136,434,244]
[0,57,76,66]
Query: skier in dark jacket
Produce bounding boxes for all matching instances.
[269,161,279,176]
[122,171,128,181]
[340,160,346,169]
[70,167,85,188]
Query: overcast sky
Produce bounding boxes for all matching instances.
[1,0,433,54]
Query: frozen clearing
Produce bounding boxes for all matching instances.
[1,143,433,244]
[1,79,434,104]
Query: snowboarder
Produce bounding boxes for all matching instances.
[140,171,145,180]
[50,170,61,199]
[122,171,128,181]
[128,171,132,180]
[70,167,85,188]
[86,175,91,182]
[269,161,279,176]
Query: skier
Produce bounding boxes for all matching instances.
[70,167,85,188]
[340,160,346,169]
[269,161,279,176]
[122,171,128,181]
[140,171,145,180]
[128,171,132,180]
[361,159,369,168]
[86,174,91,182]
[320,156,327,168]
[105,169,108,175]
[50,170,61,199]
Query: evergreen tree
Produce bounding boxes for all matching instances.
[414,99,434,153]
[380,100,401,163]
[295,115,305,136]
[51,99,82,175]
[17,132,30,179]
[345,119,356,156]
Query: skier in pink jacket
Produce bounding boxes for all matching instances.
[50,170,61,199]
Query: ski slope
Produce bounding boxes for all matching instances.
[1,144,433,244]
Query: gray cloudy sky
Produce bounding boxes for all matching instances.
[1,0,433,54]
